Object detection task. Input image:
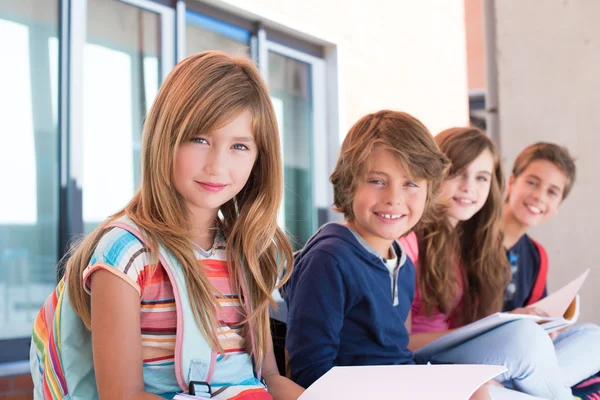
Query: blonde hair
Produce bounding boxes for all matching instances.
[331,110,450,228]
[512,142,576,200]
[416,127,510,325]
[66,51,292,367]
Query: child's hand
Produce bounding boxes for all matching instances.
[549,325,570,341]
[511,307,570,340]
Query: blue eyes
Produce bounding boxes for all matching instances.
[476,176,489,182]
[231,143,249,151]
[190,137,249,151]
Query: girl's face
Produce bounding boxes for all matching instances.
[441,149,495,227]
[173,109,258,222]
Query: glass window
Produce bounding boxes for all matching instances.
[185,10,250,57]
[268,52,317,248]
[82,0,163,232]
[0,0,60,340]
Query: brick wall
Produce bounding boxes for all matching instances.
[0,373,33,400]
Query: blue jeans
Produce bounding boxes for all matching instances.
[422,320,600,400]
[553,323,600,387]
[488,385,545,400]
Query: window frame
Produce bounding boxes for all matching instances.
[0,0,64,365]
[0,0,340,366]
[262,38,329,237]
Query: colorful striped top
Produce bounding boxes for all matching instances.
[82,227,270,400]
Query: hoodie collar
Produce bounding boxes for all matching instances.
[336,222,407,268]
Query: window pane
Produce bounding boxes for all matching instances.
[268,52,316,248]
[0,0,59,340]
[83,0,162,232]
[185,11,250,57]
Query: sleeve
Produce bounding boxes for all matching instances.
[403,257,417,305]
[399,232,419,264]
[285,250,350,388]
[82,227,150,296]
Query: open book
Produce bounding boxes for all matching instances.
[298,364,507,400]
[416,269,589,361]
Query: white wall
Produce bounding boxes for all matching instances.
[494,0,600,322]
[209,0,470,136]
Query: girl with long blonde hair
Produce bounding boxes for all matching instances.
[31,51,303,400]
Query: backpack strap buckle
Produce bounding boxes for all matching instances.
[189,380,212,398]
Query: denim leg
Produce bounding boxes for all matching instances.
[553,323,600,387]
[488,385,546,400]
[428,319,573,400]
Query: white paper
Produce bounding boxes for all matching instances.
[298,364,507,400]
[528,269,588,317]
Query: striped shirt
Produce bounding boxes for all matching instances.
[83,227,270,400]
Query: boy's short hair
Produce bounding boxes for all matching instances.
[512,142,577,200]
[330,110,450,224]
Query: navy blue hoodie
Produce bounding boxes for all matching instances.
[284,223,415,389]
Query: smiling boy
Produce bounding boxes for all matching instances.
[282,110,450,389]
[502,142,600,393]
[502,142,576,310]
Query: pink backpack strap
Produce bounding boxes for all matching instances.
[527,238,549,305]
[106,218,216,391]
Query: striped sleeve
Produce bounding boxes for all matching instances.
[83,227,150,296]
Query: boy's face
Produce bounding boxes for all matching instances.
[350,149,428,257]
[507,160,567,228]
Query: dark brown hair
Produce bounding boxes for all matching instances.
[415,127,510,325]
[512,142,576,200]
